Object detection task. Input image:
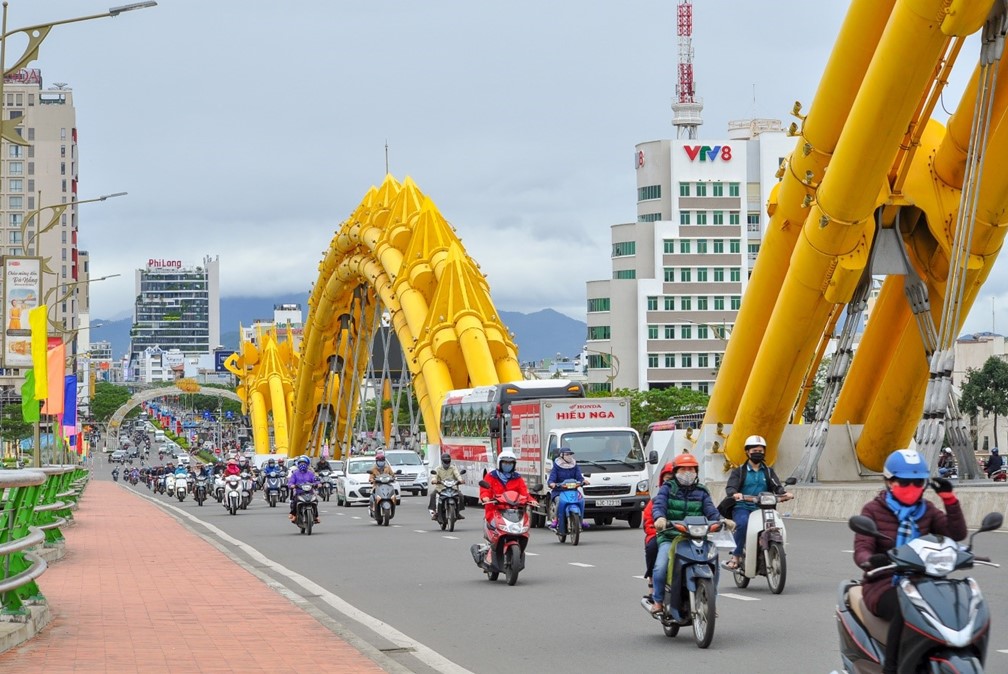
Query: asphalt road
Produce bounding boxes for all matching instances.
[102,460,1008,673]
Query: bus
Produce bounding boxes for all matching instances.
[439,380,585,501]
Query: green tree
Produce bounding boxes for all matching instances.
[592,387,709,437]
[0,403,32,451]
[804,355,832,422]
[960,356,1008,447]
[91,382,133,423]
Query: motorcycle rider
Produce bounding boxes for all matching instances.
[315,452,332,473]
[724,434,793,571]
[223,458,241,477]
[937,446,956,478]
[642,461,676,599]
[546,446,588,533]
[648,453,721,616]
[478,449,532,521]
[368,450,396,511]
[428,451,465,520]
[112,465,120,481]
[287,455,320,524]
[985,446,1002,477]
[263,457,281,478]
[853,448,967,674]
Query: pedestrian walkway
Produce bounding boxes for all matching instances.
[0,481,385,673]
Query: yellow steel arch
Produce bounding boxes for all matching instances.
[286,175,522,460]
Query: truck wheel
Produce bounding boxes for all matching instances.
[627,510,642,529]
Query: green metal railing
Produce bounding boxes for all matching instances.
[0,469,48,616]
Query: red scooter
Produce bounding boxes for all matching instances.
[470,481,534,586]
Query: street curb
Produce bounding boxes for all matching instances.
[0,603,51,656]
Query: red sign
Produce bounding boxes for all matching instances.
[684,145,732,162]
[635,149,645,169]
[4,69,41,85]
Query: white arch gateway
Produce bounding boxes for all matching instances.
[105,386,242,450]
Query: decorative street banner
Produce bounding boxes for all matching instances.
[2,256,41,368]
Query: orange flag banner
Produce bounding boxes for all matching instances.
[28,305,48,399]
[41,341,65,416]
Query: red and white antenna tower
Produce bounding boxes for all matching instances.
[672,0,703,139]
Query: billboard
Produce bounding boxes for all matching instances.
[2,256,41,368]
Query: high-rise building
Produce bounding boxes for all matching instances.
[130,255,220,374]
[585,120,793,393]
[0,70,83,382]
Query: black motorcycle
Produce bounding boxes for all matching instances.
[112,468,119,482]
[836,512,1002,673]
[193,476,208,506]
[433,468,466,532]
[292,482,319,535]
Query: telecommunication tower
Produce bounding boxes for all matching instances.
[672,0,703,138]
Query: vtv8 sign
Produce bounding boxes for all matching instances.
[684,145,732,162]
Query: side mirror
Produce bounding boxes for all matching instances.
[478,479,491,489]
[395,469,402,475]
[459,468,467,475]
[648,450,659,465]
[784,477,797,486]
[848,515,890,542]
[979,511,1003,533]
[430,470,436,476]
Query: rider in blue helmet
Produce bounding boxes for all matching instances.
[287,455,318,523]
[852,449,967,674]
[985,447,1003,477]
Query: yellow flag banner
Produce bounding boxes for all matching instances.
[41,341,65,416]
[28,304,48,399]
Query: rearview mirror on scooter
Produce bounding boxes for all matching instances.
[848,515,891,542]
[968,511,1004,550]
[459,469,467,475]
[784,477,797,486]
[479,479,491,489]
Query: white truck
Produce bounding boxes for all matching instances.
[509,397,654,528]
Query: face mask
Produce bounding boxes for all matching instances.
[890,483,925,505]
[500,462,515,473]
[376,460,385,468]
[748,452,765,464]
[676,471,697,486]
[441,460,450,468]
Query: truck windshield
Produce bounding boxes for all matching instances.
[559,430,644,468]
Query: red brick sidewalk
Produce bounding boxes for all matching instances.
[0,481,385,673]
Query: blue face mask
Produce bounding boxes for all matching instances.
[376,460,386,468]
[500,462,515,474]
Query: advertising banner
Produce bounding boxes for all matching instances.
[3,257,41,368]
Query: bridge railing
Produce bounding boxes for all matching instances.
[0,469,48,616]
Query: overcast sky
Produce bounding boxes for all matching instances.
[13,1,1005,334]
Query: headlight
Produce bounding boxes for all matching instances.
[688,524,708,538]
[922,546,957,577]
[637,480,649,493]
[759,493,778,507]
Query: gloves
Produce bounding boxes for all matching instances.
[860,553,889,570]
[655,517,667,532]
[930,477,957,505]
[721,519,737,532]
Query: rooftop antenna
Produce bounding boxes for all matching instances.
[384,140,389,175]
[672,0,703,139]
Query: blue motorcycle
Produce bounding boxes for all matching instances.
[551,479,585,545]
[264,474,282,508]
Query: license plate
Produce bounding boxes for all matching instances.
[596,499,621,507]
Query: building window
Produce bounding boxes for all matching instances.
[729,211,740,225]
[61,128,66,140]
[696,268,708,282]
[638,212,662,222]
[731,296,741,310]
[715,353,722,368]
[647,296,658,311]
[747,212,760,226]
[695,183,707,197]
[587,298,611,312]
[714,296,725,311]
[8,196,22,209]
[663,239,675,254]
[713,239,725,253]
[730,239,741,253]
[697,324,708,339]
[664,296,675,310]
[665,325,675,339]
[712,182,724,197]
[679,211,690,226]
[665,354,675,368]
[681,325,692,339]
[664,268,675,282]
[698,353,709,368]
[713,268,724,282]
[729,182,740,197]
[27,128,34,141]
[587,326,611,340]
[680,268,691,282]
[648,354,659,368]
[712,211,724,225]
[614,269,636,280]
[8,231,21,244]
[699,383,710,394]
[696,239,707,254]
[8,145,21,158]
[680,296,691,310]
[8,179,21,192]
[8,161,22,176]
[679,239,691,254]
[697,297,708,310]
[696,211,707,225]
[9,214,21,226]
[648,325,659,339]
[612,241,636,257]
[60,145,66,158]
[681,353,693,367]
[60,162,66,176]
[61,179,67,192]
[730,267,741,282]
[638,185,661,201]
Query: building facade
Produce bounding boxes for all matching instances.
[953,332,1008,453]
[130,255,220,375]
[586,120,793,393]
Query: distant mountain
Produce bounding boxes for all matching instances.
[95,297,586,364]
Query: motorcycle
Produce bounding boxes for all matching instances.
[989,467,1006,483]
[165,473,176,495]
[318,470,333,502]
[193,476,208,506]
[112,468,119,482]
[641,516,726,649]
[213,475,225,503]
[264,474,282,507]
[223,475,243,515]
[239,471,254,509]
[550,479,585,545]
[729,477,796,594]
[835,512,1002,674]
[292,482,319,535]
[469,481,534,586]
[368,474,398,526]
[433,469,467,532]
[174,475,188,502]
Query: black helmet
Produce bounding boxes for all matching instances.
[441,452,451,464]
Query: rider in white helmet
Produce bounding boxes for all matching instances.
[478,448,532,522]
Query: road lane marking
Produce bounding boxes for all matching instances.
[841,549,853,554]
[442,535,459,540]
[131,489,475,674]
[414,530,427,533]
[632,575,645,579]
[351,516,361,520]
[392,525,402,528]
[569,562,594,568]
[720,593,759,602]
[997,649,1008,654]
[525,552,539,556]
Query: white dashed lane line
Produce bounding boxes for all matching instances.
[443,535,460,540]
[569,562,594,568]
[720,593,759,602]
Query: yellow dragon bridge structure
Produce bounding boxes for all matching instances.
[226,176,522,460]
[704,0,1008,481]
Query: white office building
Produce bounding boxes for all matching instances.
[586,119,793,393]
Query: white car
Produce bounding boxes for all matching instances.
[383,450,429,496]
[336,457,401,507]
